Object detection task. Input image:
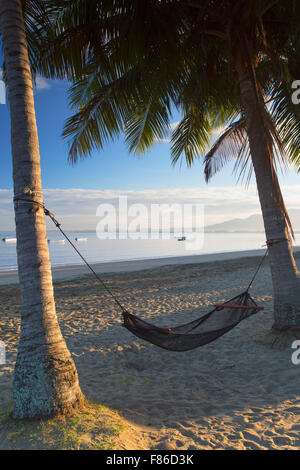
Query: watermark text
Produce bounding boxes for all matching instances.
[96,196,204,250]
[291,340,300,365]
[292,80,300,105]
[0,341,5,365]
[0,79,5,104]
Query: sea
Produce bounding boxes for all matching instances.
[1,231,296,272]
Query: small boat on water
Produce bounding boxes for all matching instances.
[47,239,65,244]
[75,237,88,242]
[2,237,17,243]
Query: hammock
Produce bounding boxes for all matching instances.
[122,291,263,351]
[14,198,268,352]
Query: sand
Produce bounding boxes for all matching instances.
[0,250,300,450]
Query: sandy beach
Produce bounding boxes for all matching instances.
[1,250,300,450]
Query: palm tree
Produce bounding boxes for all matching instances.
[31,1,300,331]
[170,1,300,331]
[177,1,300,331]
[0,0,84,419]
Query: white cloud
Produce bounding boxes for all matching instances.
[34,76,51,91]
[155,121,180,144]
[169,121,180,131]
[155,138,172,143]
[1,185,300,232]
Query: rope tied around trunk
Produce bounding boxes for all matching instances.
[13,196,127,313]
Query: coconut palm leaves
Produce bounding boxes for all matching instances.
[28,1,300,183]
[202,119,250,183]
[36,2,300,169]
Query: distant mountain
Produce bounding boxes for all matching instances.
[205,210,300,232]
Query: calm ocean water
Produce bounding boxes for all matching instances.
[1,231,291,272]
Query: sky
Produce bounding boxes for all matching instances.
[0,77,300,232]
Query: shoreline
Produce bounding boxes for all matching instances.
[1,246,300,286]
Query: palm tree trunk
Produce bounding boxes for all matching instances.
[236,58,300,330]
[0,0,84,419]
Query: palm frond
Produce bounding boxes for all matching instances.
[203,119,251,183]
[125,95,171,155]
[63,73,133,161]
[171,107,212,167]
[271,80,300,170]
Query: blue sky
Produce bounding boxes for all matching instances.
[0,77,300,231]
[0,77,250,190]
[0,77,211,190]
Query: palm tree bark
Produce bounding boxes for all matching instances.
[0,0,84,419]
[236,57,300,330]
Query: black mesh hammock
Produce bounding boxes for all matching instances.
[15,199,267,352]
[122,291,263,352]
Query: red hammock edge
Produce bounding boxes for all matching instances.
[214,304,264,310]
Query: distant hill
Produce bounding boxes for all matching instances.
[205,210,300,232]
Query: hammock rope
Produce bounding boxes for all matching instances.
[14,197,127,313]
[13,197,283,351]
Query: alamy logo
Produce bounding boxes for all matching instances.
[291,80,300,105]
[291,340,300,365]
[0,79,5,104]
[96,196,204,250]
[0,340,5,365]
